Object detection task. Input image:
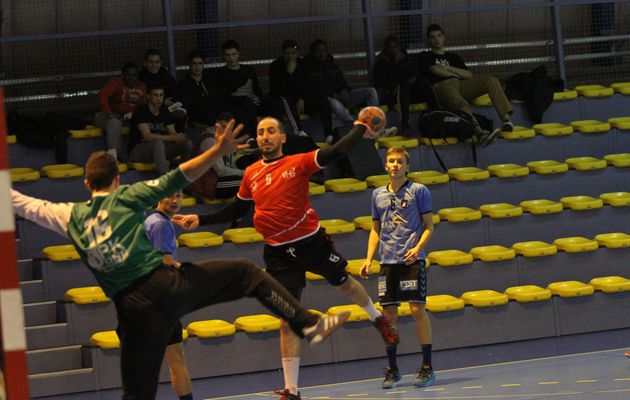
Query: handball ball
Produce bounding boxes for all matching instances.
[357,106,387,139]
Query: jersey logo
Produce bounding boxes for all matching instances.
[401,199,408,208]
[282,167,296,180]
[400,280,418,291]
[378,276,387,297]
[146,179,160,187]
[286,247,297,258]
[329,253,341,263]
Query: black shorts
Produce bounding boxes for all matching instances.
[263,228,349,299]
[378,260,427,306]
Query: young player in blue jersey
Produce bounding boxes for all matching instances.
[360,146,435,389]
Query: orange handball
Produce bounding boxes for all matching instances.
[355,106,387,138]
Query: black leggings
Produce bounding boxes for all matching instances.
[114,260,318,400]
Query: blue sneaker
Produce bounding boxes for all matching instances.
[413,366,435,387]
[382,368,401,389]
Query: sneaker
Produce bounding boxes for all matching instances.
[304,311,351,345]
[297,130,309,138]
[501,120,514,132]
[478,128,500,148]
[382,368,401,389]
[373,315,399,346]
[273,389,301,399]
[377,126,398,138]
[168,102,187,118]
[413,366,435,387]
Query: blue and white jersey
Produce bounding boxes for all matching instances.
[371,180,432,264]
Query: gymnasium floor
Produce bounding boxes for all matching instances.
[41,328,630,400]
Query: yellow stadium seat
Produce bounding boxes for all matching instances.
[42,244,80,261]
[447,167,490,181]
[366,174,390,188]
[470,245,516,262]
[500,126,536,140]
[64,286,110,304]
[324,178,367,193]
[575,84,614,97]
[505,285,552,302]
[380,105,390,113]
[346,259,380,276]
[41,164,84,179]
[408,170,450,185]
[315,142,330,149]
[130,162,155,172]
[594,232,630,249]
[177,232,224,248]
[570,120,611,134]
[308,182,326,196]
[69,126,103,139]
[553,90,578,100]
[611,82,630,94]
[589,276,630,293]
[10,167,40,182]
[487,163,530,178]
[553,237,599,253]
[320,219,355,234]
[7,134,17,144]
[512,241,557,257]
[526,160,569,174]
[600,192,630,207]
[376,135,419,149]
[409,102,428,111]
[180,194,196,207]
[520,199,563,214]
[472,93,492,106]
[603,153,630,167]
[533,123,573,136]
[117,163,128,173]
[438,207,482,222]
[479,203,523,219]
[121,126,130,135]
[222,227,263,244]
[608,117,630,130]
[419,137,459,146]
[547,281,594,297]
[353,216,373,231]
[327,304,369,322]
[234,314,280,333]
[432,214,440,224]
[426,295,465,312]
[559,195,603,211]
[90,331,120,349]
[461,290,509,307]
[565,157,607,171]
[202,197,234,206]
[393,302,412,316]
[306,271,325,281]
[427,250,473,267]
[187,320,236,338]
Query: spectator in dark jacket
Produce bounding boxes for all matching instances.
[374,36,428,136]
[215,39,262,142]
[138,48,177,101]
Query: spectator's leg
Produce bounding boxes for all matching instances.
[349,87,379,108]
[398,82,412,132]
[164,140,193,169]
[306,94,335,138]
[328,96,354,124]
[150,140,169,174]
[432,78,472,116]
[95,112,123,159]
[460,75,513,122]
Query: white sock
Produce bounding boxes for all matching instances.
[362,301,382,322]
[282,357,300,395]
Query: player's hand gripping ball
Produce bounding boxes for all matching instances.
[354,106,387,139]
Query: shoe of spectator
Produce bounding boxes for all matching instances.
[413,366,435,387]
[325,135,334,144]
[478,128,500,148]
[373,314,399,346]
[501,120,514,132]
[273,389,301,399]
[382,367,401,389]
[297,130,309,138]
[168,102,187,118]
[304,311,350,345]
[377,126,398,138]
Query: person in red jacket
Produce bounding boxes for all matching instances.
[95,62,147,161]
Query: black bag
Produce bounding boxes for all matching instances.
[417,109,476,141]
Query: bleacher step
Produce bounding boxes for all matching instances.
[23,301,58,327]
[21,279,44,303]
[18,258,35,281]
[29,368,96,398]
[26,322,69,350]
[27,345,83,374]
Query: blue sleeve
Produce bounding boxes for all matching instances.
[144,215,177,254]
[417,185,433,215]
[371,189,381,220]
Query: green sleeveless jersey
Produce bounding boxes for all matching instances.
[67,168,189,297]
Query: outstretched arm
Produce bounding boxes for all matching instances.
[11,189,73,238]
[172,198,253,229]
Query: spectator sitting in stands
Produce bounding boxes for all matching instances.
[138,48,185,117]
[176,49,226,129]
[215,39,262,145]
[418,24,514,147]
[304,38,392,143]
[127,83,193,175]
[375,36,430,137]
[95,62,146,161]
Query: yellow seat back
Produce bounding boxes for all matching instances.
[533,123,573,136]
[512,241,558,257]
[327,304,369,322]
[177,232,224,248]
[559,195,604,211]
[487,164,529,178]
[553,237,599,253]
[222,228,264,244]
[520,199,564,214]
[526,160,569,174]
[426,295,465,312]
[447,167,490,181]
[427,250,473,267]
[324,178,367,193]
[505,285,552,302]
[589,276,630,293]
[479,203,523,219]
[461,290,509,307]
[187,320,236,338]
[65,286,110,304]
[470,245,516,262]
[42,244,80,261]
[594,232,630,249]
[320,219,355,235]
[547,281,594,298]
[564,157,607,171]
[438,207,482,223]
[234,314,281,333]
[570,120,611,134]
[408,170,450,185]
[599,192,630,207]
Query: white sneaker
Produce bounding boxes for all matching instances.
[304,311,351,345]
[377,126,398,138]
[297,130,309,138]
[168,102,187,118]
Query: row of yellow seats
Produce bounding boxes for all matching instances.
[88,274,630,349]
[473,84,630,106]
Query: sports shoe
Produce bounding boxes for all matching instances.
[478,128,500,148]
[377,126,398,138]
[273,389,301,399]
[167,102,187,118]
[304,311,351,345]
[382,368,401,389]
[373,315,399,346]
[412,366,435,387]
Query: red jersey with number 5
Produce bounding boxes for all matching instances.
[237,150,323,245]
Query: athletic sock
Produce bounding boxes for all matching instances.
[421,344,432,367]
[362,300,381,322]
[179,394,193,400]
[282,357,300,395]
[386,346,398,371]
